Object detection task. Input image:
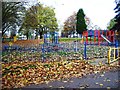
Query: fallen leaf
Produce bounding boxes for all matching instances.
[95,82,99,84]
[94,71,99,74]
[107,79,111,82]
[45,81,49,84]
[99,83,103,87]
[59,86,64,88]
[100,74,104,77]
[49,85,52,87]
[79,86,85,89]
[107,87,111,89]
[63,81,67,83]
[70,80,73,82]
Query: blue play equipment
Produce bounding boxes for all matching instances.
[2,45,21,51]
[44,32,51,44]
[44,31,59,44]
[54,31,59,44]
[84,42,87,59]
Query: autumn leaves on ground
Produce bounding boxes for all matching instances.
[2,59,119,88]
[2,40,120,89]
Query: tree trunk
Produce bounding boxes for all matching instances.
[26,33,29,40]
[40,31,43,39]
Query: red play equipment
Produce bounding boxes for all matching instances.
[82,30,115,45]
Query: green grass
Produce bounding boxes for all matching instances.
[59,38,82,42]
[58,37,99,42]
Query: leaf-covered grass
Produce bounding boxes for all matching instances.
[2,60,119,89]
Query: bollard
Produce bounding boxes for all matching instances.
[84,42,87,59]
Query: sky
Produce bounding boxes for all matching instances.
[37,0,116,30]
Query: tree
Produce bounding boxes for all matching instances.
[107,18,116,30]
[2,2,26,37]
[76,9,87,34]
[111,0,120,31]
[19,3,58,39]
[63,12,76,37]
[111,0,120,42]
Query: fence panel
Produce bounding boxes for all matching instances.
[108,47,120,64]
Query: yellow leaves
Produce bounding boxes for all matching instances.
[94,71,100,74]
[33,81,39,85]
[9,42,13,46]
[107,87,111,89]
[65,63,72,69]
[106,79,111,82]
[2,59,117,89]
[7,77,11,80]
[2,64,5,68]
[99,83,103,87]
[45,81,49,84]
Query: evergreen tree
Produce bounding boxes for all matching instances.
[76,9,87,34]
[112,0,120,31]
[111,0,120,42]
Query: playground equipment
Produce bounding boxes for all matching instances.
[82,30,119,60]
[2,30,119,64]
[13,36,17,42]
[44,31,59,44]
[108,47,120,64]
[101,34,111,44]
[84,42,87,59]
[82,30,115,45]
[54,31,59,44]
[44,32,51,44]
[108,40,120,64]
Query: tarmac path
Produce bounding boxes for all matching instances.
[21,69,119,89]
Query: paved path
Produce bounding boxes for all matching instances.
[21,70,119,89]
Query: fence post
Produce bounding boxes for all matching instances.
[84,42,87,59]
[108,47,111,64]
[115,40,118,59]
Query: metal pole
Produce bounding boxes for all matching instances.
[115,40,118,59]
[84,42,87,59]
[42,44,45,62]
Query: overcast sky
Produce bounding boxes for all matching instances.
[4,0,116,29]
[37,0,116,30]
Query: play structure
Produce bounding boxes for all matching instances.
[44,31,59,44]
[82,30,115,45]
[2,30,119,64]
[108,47,120,64]
[42,30,119,63]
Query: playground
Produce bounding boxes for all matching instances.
[2,30,120,89]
